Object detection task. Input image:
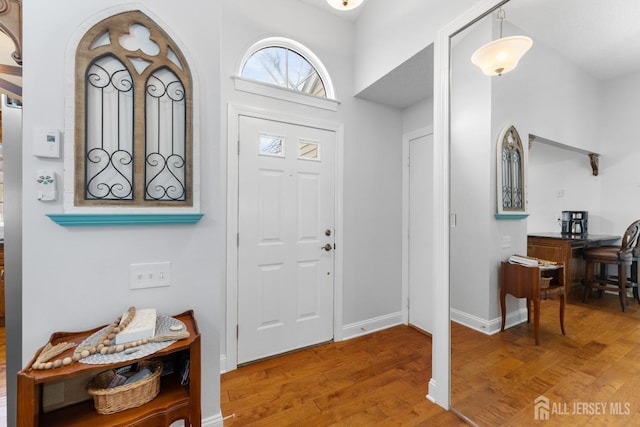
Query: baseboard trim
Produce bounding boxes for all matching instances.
[342,311,403,340]
[202,412,224,427]
[450,307,527,335]
[220,354,228,374]
[221,312,405,373]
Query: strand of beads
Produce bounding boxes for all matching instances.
[31,306,139,370]
[31,342,78,370]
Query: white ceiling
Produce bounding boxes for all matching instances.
[300,0,640,108]
[507,0,640,82]
[298,0,364,21]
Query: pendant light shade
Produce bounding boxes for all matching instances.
[471,8,533,76]
[471,35,533,76]
[327,0,364,11]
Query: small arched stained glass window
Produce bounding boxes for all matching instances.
[240,38,333,99]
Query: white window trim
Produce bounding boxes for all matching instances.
[232,76,339,111]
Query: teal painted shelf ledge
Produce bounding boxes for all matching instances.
[495,213,529,220]
[47,213,204,226]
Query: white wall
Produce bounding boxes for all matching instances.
[22,1,223,424]
[354,0,477,95]
[491,22,601,154]
[599,71,640,235]
[402,97,433,134]
[511,32,640,238]
[528,143,601,233]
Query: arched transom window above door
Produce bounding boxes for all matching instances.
[74,10,194,208]
[234,37,339,111]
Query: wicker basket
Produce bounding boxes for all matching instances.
[86,360,162,415]
[540,277,552,289]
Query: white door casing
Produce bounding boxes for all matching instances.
[235,114,337,365]
[408,131,434,333]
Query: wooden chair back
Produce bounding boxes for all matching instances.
[620,220,640,259]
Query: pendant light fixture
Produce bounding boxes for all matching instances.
[327,0,364,11]
[471,8,532,76]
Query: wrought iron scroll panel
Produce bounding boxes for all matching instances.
[145,68,186,201]
[500,126,525,212]
[75,11,192,208]
[85,55,134,201]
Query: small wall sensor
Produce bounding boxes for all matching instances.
[34,128,61,158]
[37,170,57,201]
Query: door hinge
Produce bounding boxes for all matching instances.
[237,139,240,155]
[237,232,239,247]
[236,325,239,338]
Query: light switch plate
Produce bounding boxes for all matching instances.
[130,262,171,289]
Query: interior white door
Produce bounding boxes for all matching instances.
[408,132,434,333]
[237,115,335,364]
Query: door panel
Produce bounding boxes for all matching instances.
[238,115,335,364]
[409,132,434,333]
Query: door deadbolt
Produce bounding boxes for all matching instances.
[321,243,333,251]
[325,229,332,236]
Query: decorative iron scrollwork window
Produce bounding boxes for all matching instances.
[75,11,192,207]
[496,125,526,216]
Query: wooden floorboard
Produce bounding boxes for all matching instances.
[223,287,640,426]
[222,326,467,426]
[452,287,640,426]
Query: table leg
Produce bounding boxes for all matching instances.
[500,289,507,332]
[533,299,540,346]
[583,260,594,303]
[559,294,566,335]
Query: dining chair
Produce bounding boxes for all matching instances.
[582,220,640,311]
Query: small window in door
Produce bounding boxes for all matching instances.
[298,140,320,161]
[259,134,285,157]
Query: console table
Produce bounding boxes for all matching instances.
[17,310,201,427]
[527,233,620,292]
[500,261,565,345]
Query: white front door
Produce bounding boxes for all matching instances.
[408,132,434,333]
[237,115,335,364]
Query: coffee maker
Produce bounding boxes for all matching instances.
[561,211,588,236]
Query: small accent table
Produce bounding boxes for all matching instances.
[17,310,201,426]
[500,261,565,346]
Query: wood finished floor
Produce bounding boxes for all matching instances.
[221,326,466,426]
[223,288,640,426]
[452,287,640,426]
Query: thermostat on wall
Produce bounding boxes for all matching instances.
[34,128,61,158]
